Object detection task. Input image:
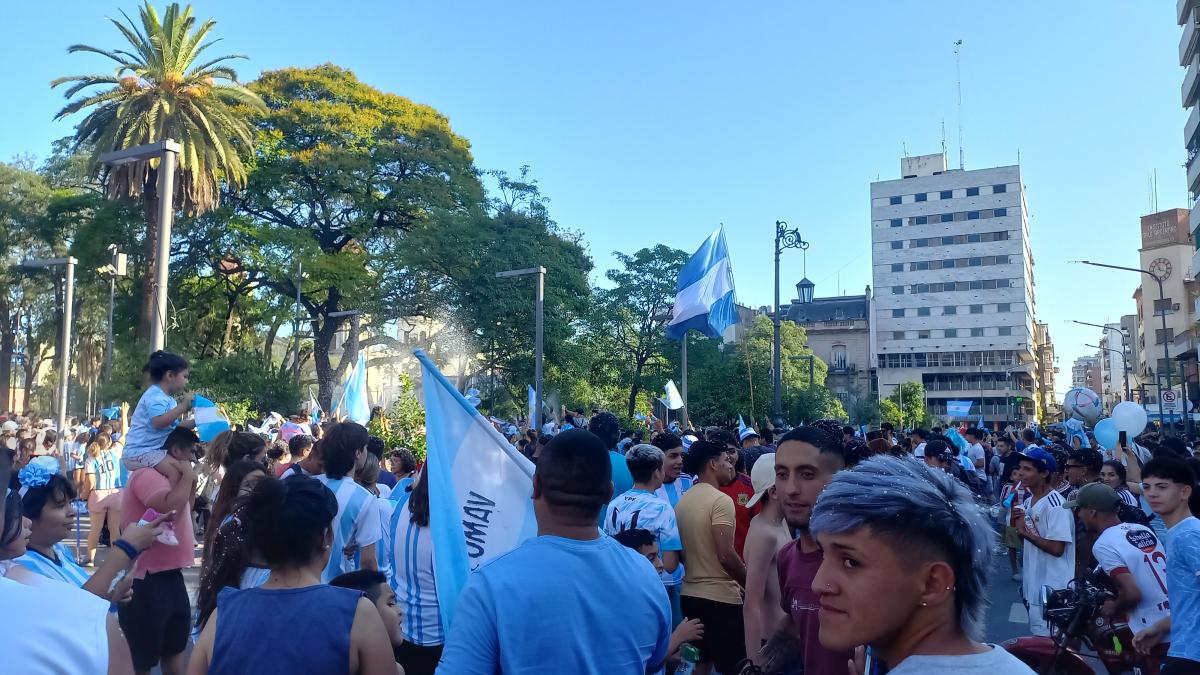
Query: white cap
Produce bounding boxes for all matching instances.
[745,453,776,509]
[1,421,17,433]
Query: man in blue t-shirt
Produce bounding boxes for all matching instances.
[439,429,672,674]
[1133,457,1200,670]
[588,412,633,524]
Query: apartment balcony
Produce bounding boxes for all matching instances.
[827,362,858,376]
[1188,104,1200,152]
[1190,151,1200,197]
[1185,53,1200,109]
[1184,8,1199,66]
[1183,0,1196,26]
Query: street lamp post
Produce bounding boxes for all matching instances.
[24,257,77,452]
[497,267,545,430]
[98,140,181,354]
[1073,260,1177,435]
[1086,343,1132,413]
[1070,320,1131,402]
[774,221,809,425]
[100,246,126,384]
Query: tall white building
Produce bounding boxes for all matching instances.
[871,152,1039,425]
[1097,322,1127,411]
[1072,354,1101,390]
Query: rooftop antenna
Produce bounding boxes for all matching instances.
[955,39,964,170]
[1154,169,1159,212]
[902,141,909,158]
[941,119,947,158]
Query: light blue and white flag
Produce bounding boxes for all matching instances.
[415,349,537,629]
[336,353,370,425]
[661,380,684,410]
[946,400,973,418]
[977,415,986,431]
[527,385,537,424]
[666,227,738,340]
[738,415,749,435]
[308,389,322,426]
[193,394,230,442]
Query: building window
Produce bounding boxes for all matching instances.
[971,328,984,337]
[998,326,1013,336]
[945,329,958,338]
[890,218,902,227]
[914,239,929,247]
[893,331,905,340]
[993,184,1007,193]
[996,254,1009,264]
[892,286,904,295]
[967,187,980,196]
[967,233,981,243]
[968,211,980,220]
[944,306,957,315]
[918,330,930,339]
[968,257,982,266]
[915,284,930,294]
[890,263,903,272]
[940,236,953,245]
[890,241,903,250]
[915,192,928,202]
[914,216,928,225]
[892,309,905,318]
[889,196,902,205]
[940,190,953,199]
[832,345,847,369]
[970,304,983,314]
[995,207,1007,217]
[1156,328,1175,344]
[997,279,1011,288]
[918,307,930,317]
[1153,298,1174,314]
[998,302,1011,312]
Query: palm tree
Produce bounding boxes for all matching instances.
[51,2,265,340]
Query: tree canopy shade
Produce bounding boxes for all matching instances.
[235,64,484,407]
[51,1,265,338]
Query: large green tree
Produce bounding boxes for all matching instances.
[233,65,484,407]
[52,1,265,339]
[588,245,690,416]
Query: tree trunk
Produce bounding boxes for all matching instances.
[263,314,286,365]
[218,295,237,356]
[0,305,14,415]
[627,355,647,418]
[139,172,160,343]
[314,320,336,412]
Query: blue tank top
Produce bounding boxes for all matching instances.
[209,585,361,675]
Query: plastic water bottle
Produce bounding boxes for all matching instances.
[675,644,700,675]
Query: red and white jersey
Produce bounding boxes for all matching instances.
[1092,523,1170,632]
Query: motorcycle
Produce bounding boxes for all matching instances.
[1001,571,1161,674]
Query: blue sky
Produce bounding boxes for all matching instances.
[0,2,1186,393]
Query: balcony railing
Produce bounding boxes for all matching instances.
[1183,9,1199,66]
[1184,53,1200,109]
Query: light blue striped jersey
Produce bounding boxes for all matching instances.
[15,543,91,588]
[353,496,395,583]
[604,489,683,588]
[654,474,693,586]
[388,499,444,646]
[313,475,382,583]
[84,450,121,491]
[654,474,694,509]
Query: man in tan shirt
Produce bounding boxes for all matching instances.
[676,439,746,675]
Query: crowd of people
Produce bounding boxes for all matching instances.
[6,349,1200,673]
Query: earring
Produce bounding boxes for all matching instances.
[921,601,928,607]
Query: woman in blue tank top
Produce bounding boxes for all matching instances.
[189,475,398,675]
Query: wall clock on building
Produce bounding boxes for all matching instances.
[1149,257,1173,281]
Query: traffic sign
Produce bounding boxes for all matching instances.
[1162,390,1178,411]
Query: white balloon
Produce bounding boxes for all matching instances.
[1111,400,1148,435]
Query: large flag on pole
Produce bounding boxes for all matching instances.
[308,388,322,426]
[415,349,537,629]
[336,353,371,424]
[666,226,738,340]
[661,380,684,410]
[527,385,537,425]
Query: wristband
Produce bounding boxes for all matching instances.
[113,539,140,560]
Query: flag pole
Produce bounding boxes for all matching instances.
[681,333,689,428]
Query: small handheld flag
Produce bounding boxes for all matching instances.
[193,394,230,442]
[661,380,684,411]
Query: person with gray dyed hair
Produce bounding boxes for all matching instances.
[809,455,1034,674]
